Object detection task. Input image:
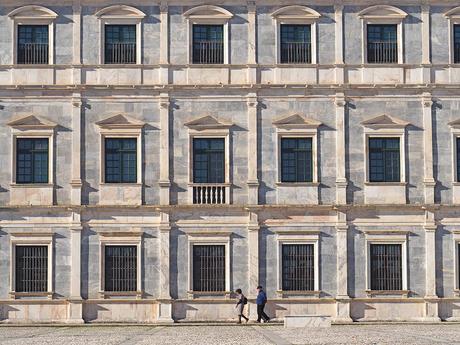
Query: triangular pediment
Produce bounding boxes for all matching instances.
[273,114,322,129]
[7,115,57,130]
[184,115,232,130]
[96,114,144,129]
[361,114,410,129]
[449,119,460,128]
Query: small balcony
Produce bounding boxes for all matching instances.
[280,42,311,64]
[367,41,398,64]
[17,43,49,65]
[105,42,136,64]
[191,183,229,205]
[192,40,224,64]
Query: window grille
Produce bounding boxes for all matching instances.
[367,24,398,63]
[370,244,402,290]
[455,25,460,64]
[192,25,224,64]
[282,244,315,291]
[15,246,48,293]
[104,246,137,292]
[369,138,400,182]
[16,138,49,184]
[17,25,49,64]
[104,25,137,64]
[192,245,226,292]
[104,138,137,183]
[281,138,313,183]
[280,24,312,64]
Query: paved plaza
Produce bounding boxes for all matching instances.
[0,324,459,345]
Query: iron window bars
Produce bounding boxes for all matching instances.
[280,24,312,64]
[370,243,402,291]
[192,25,224,64]
[192,245,226,292]
[282,244,315,291]
[105,25,137,64]
[17,25,49,64]
[104,245,137,292]
[367,24,398,64]
[15,245,48,293]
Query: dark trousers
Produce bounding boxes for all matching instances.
[257,303,269,322]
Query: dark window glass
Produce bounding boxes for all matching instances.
[104,246,137,292]
[455,25,460,64]
[367,24,397,63]
[281,138,313,183]
[369,138,400,182]
[192,25,224,64]
[15,246,48,293]
[457,138,460,182]
[17,25,49,64]
[370,244,402,291]
[280,24,311,64]
[282,244,314,291]
[104,138,137,183]
[16,138,49,184]
[104,25,136,64]
[192,245,225,292]
[193,138,225,183]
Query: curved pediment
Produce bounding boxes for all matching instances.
[448,119,460,129]
[95,5,146,19]
[358,5,407,19]
[271,6,321,20]
[445,7,460,18]
[7,114,57,130]
[96,114,145,129]
[361,114,410,129]
[183,5,233,19]
[273,114,322,129]
[8,5,58,19]
[184,115,232,130]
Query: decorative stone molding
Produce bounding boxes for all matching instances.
[357,5,408,20]
[184,115,233,132]
[7,114,57,131]
[183,5,233,20]
[96,113,145,131]
[361,114,409,130]
[273,114,322,131]
[95,5,146,19]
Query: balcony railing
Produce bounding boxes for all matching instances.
[280,42,312,64]
[192,184,228,204]
[105,42,136,64]
[455,43,460,64]
[17,43,49,64]
[192,40,224,64]
[367,41,398,64]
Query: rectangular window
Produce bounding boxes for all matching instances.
[192,24,224,64]
[455,25,460,64]
[104,25,136,64]
[104,138,137,183]
[15,246,48,293]
[282,244,314,291]
[457,138,460,182]
[192,245,226,292]
[104,246,137,292]
[17,25,49,64]
[280,24,311,64]
[369,138,400,183]
[281,138,313,183]
[16,138,49,184]
[367,24,397,63]
[370,244,402,290]
[193,138,225,183]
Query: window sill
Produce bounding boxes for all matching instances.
[100,182,142,186]
[365,290,410,298]
[187,63,229,67]
[275,63,316,67]
[276,290,321,298]
[10,183,53,188]
[10,291,54,299]
[276,182,319,187]
[187,290,232,299]
[99,291,143,299]
[364,182,406,186]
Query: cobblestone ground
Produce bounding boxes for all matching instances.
[0,324,459,345]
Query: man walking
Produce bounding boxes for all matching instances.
[256,285,270,323]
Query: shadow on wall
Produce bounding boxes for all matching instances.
[172,303,198,321]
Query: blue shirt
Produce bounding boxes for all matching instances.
[256,290,267,305]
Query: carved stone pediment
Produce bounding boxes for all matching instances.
[183,5,233,19]
[8,5,58,19]
[361,114,410,129]
[448,119,460,129]
[358,5,408,19]
[7,115,57,130]
[273,114,322,129]
[184,115,232,130]
[95,5,146,19]
[96,114,144,129]
[271,6,321,20]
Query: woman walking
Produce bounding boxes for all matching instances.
[235,288,249,324]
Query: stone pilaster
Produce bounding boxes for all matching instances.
[422,93,436,204]
[70,95,82,205]
[72,1,81,84]
[423,209,440,321]
[247,95,259,204]
[67,211,83,323]
[159,1,169,84]
[335,94,347,204]
[247,1,257,84]
[334,5,344,84]
[159,94,171,205]
[421,5,431,84]
[158,211,174,323]
[247,211,259,297]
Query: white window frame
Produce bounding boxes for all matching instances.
[183,5,233,65]
[271,6,321,65]
[97,228,143,298]
[450,124,460,184]
[358,5,408,65]
[8,5,58,65]
[453,231,460,294]
[275,230,320,297]
[95,5,146,65]
[9,230,54,299]
[445,7,460,65]
[364,230,408,296]
[186,231,232,297]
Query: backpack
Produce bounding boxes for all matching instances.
[243,297,248,305]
